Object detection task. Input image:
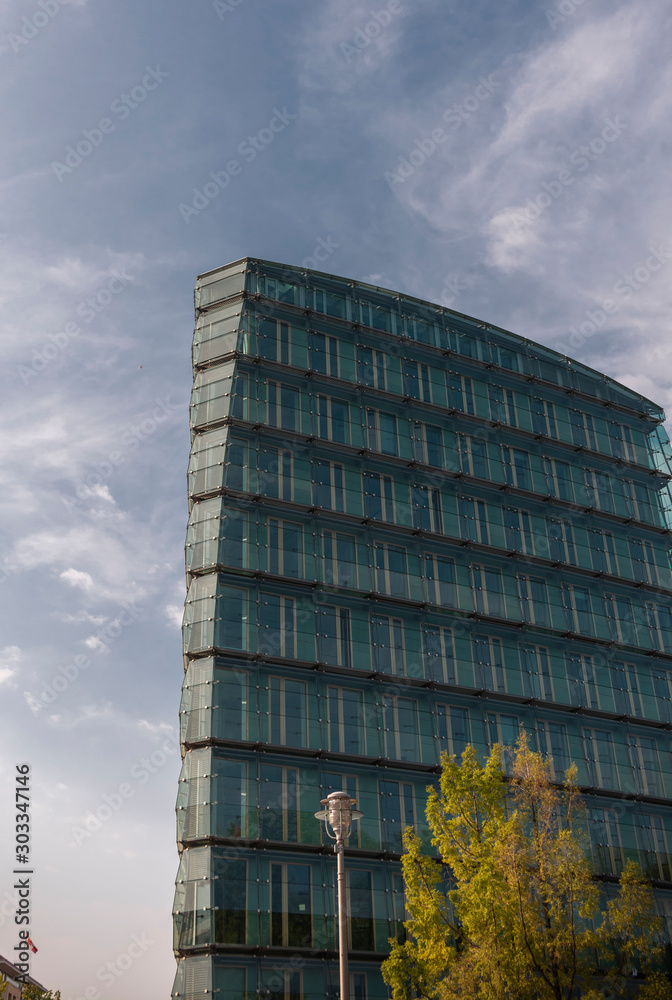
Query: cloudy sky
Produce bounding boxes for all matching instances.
[0,0,671,996]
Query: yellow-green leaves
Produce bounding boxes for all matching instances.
[381,735,668,1000]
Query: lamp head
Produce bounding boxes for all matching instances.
[314,790,363,841]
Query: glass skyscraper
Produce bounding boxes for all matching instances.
[172,257,672,999]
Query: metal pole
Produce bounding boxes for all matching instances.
[336,836,349,1000]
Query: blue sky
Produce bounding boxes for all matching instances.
[0,0,671,996]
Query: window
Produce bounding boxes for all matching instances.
[225,439,248,492]
[422,625,456,683]
[423,554,457,607]
[446,372,474,414]
[542,457,574,502]
[566,652,599,709]
[259,594,296,659]
[326,687,364,755]
[364,471,395,521]
[486,712,519,750]
[561,584,594,635]
[488,385,517,426]
[263,970,303,1000]
[458,496,489,545]
[313,460,345,511]
[258,447,292,501]
[323,773,360,846]
[629,537,659,585]
[268,519,303,578]
[472,635,506,692]
[635,814,671,881]
[366,409,397,454]
[612,661,643,717]
[645,602,672,654]
[536,720,570,779]
[547,518,576,564]
[457,433,489,479]
[374,543,408,598]
[403,360,432,401]
[383,696,420,761]
[214,858,247,944]
[470,564,505,618]
[260,764,300,842]
[583,728,619,789]
[583,469,615,513]
[436,704,470,759]
[357,346,387,390]
[653,667,672,724]
[588,528,618,576]
[270,863,312,947]
[391,874,407,945]
[411,422,443,466]
[313,287,346,319]
[346,870,375,951]
[520,645,553,701]
[609,422,637,463]
[217,668,248,741]
[258,318,291,364]
[318,605,352,668]
[628,735,663,797]
[360,300,392,332]
[517,575,550,626]
[317,395,349,444]
[501,446,531,490]
[503,507,534,555]
[531,398,557,438]
[623,478,655,524]
[570,410,597,450]
[381,780,417,852]
[268,677,306,747]
[309,332,339,377]
[267,380,300,432]
[371,614,406,674]
[604,593,636,644]
[322,531,357,588]
[412,484,443,533]
[588,808,624,876]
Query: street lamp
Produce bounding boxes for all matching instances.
[315,791,363,1000]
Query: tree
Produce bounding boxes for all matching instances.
[382,734,671,1000]
[22,987,61,1000]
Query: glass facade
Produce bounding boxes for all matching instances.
[173,258,672,998]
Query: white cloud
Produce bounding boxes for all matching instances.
[61,568,94,591]
[0,645,22,686]
[164,604,183,629]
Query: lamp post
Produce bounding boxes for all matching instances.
[315,791,363,1000]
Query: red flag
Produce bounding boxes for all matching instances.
[25,937,37,954]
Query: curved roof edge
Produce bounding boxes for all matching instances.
[196,256,664,421]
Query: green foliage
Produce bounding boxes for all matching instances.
[382,734,670,1000]
[22,986,61,999]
